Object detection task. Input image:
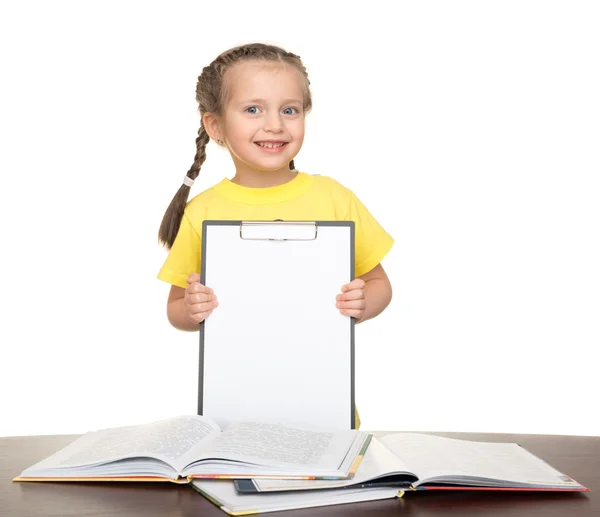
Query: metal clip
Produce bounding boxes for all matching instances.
[239,221,318,241]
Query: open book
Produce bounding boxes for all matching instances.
[192,479,402,515]
[13,415,371,483]
[235,433,589,493]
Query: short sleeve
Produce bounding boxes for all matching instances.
[347,191,394,277]
[157,212,201,289]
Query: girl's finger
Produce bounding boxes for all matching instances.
[337,289,364,301]
[187,273,201,284]
[341,278,366,292]
[189,309,213,324]
[336,299,365,310]
[189,300,219,314]
[339,308,363,318]
[187,292,216,304]
[187,282,213,295]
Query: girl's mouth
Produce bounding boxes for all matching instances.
[255,142,288,153]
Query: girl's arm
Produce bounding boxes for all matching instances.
[357,263,393,324]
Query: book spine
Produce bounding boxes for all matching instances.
[347,434,373,478]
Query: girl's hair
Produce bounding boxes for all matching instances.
[158,43,313,249]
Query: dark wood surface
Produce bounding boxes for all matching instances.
[1,431,597,516]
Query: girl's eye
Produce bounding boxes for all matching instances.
[246,106,261,114]
[283,107,299,115]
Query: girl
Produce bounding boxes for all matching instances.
[157,43,394,425]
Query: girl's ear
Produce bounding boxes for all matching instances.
[202,112,221,143]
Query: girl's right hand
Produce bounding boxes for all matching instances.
[185,273,218,324]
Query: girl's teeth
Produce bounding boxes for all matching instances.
[258,142,285,148]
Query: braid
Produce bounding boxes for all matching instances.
[158,126,210,249]
[186,125,211,182]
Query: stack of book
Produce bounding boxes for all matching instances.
[14,415,588,515]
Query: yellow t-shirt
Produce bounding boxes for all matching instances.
[158,172,394,288]
[158,171,394,429]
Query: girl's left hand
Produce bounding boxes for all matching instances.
[336,278,366,321]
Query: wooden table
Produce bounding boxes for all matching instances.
[1,431,597,516]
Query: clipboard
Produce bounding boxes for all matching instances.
[199,220,356,429]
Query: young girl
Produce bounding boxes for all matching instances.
[157,43,394,426]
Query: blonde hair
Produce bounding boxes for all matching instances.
[158,43,313,249]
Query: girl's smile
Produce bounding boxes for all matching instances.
[254,140,289,152]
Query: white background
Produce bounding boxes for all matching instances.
[0,1,598,437]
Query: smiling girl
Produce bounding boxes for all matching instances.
[157,43,394,427]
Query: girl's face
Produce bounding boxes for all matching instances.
[219,61,306,175]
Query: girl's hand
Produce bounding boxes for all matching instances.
[185,273,218,324]
[336,278,366,321]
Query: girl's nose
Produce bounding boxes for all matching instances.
[264,112,284,132]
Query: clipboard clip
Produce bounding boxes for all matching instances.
[239,221,318,241]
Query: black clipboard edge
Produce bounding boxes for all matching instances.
[198,220,356,429]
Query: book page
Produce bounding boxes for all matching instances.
[189,421,358,471]
[380,433,580,487]
[21,415,221,476]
